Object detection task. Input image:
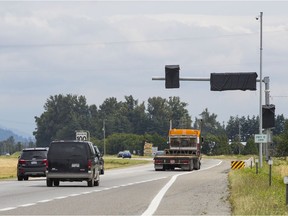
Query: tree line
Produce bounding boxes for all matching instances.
[2,93,288,156]
[0,136,35,155]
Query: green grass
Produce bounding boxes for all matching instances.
[229,157,288,215]
[0,154,151,180]
[103,157,151,169]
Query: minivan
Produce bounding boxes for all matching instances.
[46,140,100,187]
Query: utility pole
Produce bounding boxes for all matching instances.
[103,119,106,156]
[257,12,264,168]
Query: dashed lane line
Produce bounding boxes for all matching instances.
[0,176,167,212]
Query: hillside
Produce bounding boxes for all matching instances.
[0,128,34,143]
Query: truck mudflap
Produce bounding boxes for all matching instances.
[154,156,201,171]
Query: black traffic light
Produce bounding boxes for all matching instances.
[210,72,258,91]
[165,65,180,88]
[262,104,275,129]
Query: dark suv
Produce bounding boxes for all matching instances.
[46,140,100,187]
[17,148,48,181]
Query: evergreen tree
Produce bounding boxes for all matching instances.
[243,137,258,155]
[212,134,230,155]
[274,120,288,156]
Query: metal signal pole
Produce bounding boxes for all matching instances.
[258,12,263,168]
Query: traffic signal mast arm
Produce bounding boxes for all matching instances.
[153,77,210,81]
[152,76,265,82]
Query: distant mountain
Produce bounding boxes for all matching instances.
[0,128,34,143]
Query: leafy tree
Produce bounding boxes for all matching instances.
[194,108,225,135]
[98,97,124,137]
[226,115,258,142]
[243,137,258,155]
[167,96,192,128]
[122,95,148,135]
[0,136,15,154]
[230,141,245,155]
[146,97,170,136]
[34,94,91,146]
[274,120,288,156]
[106,133,144,154]
[201,133,217,155]
[88,104,101,138]
[211,134,230,155]
[144,133,167,151]
[240,115,258,141]
[32,93,287,156]
[274,114,286,135]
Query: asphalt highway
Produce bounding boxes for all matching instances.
[0,158,231,215]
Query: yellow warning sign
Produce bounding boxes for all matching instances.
[231,161,245,170]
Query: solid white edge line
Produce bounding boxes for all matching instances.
[141,159,223,216]
[0,207,17,211]
[141,173,183,216]
[20,203,35,207]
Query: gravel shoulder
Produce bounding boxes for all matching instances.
[154,159,231,215]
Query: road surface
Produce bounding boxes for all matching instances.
[0,158,231,215]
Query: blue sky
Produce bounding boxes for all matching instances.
[0,1,287,137]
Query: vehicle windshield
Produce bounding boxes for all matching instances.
[48,142,87,159]
[21,151,47,160]
[170,137,197,148]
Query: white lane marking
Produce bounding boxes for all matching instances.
[0,207,17,211]
[37,199,52,203]
[141,160,223,216]
[142,173,186,216]
[81,191,93,195]
[55,196,68,199]
[20,203,35,207]
[0,176,167,212]
[69,194,80,197]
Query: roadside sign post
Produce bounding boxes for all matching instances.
[284,177,288,205]
[255,134,267,172]
[268,159,273,186]
[255,158,259,174]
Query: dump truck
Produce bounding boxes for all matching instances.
[154,128,202,171]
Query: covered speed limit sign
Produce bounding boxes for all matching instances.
[76,131,88,141]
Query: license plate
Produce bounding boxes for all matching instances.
[31,161,37,165]
[170,160,175,164]
[71,163,80,168]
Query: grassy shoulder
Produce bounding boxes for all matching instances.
[204,154,288,215]
[228,156,288,215]
[0,154,151,180]
[0,156,18,179]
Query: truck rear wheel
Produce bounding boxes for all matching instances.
[46,178,53,187]
[189,162,193,171]
[193,159,200,170]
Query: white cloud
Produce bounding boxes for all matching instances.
[0,1,287,135]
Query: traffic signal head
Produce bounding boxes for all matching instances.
[262,104,275,129]
[165,65,180,89]
[210,72,258,91]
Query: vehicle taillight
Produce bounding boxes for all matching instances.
[154,159,162,164]
[182,160,189,164]
[43,159,48,167]
[18,159,26,165]
[87,160,92,169]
